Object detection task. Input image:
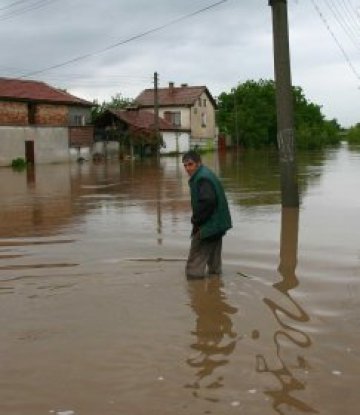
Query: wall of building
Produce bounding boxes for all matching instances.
[161,107,191,130]
[190,91,216,140]
[0,101,28,125]
[68,106,92,126]
[146,107,191,130]
[0,100,69,126]
[69,126,94,148]
[160,131,190,154]
[36,104,68,125]
[0,126,69,166]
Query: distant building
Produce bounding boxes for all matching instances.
[95,107,190,156]
[134,82,218,151]
[0,77,94,166]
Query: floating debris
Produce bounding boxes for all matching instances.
[236,271,252,279]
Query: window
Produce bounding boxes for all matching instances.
[201,113,207,128]
[198,98,202,107]
[73,114,85,126]
[193,107,198,115]
[164,111,181,127]
[203,99,207,107]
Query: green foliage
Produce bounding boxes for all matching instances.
[216,79,341,149]
[346,123,360,143]
[11,157,27,170]
[91,93,133,123]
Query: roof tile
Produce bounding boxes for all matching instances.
[0,77,92,106]
[109,109,178,131]
[135,85,215,107]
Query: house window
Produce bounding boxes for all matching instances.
[73,114,85,126]
[164,111,181,127]
[198,98,202,107]
[193,107,198,115]
[203,99,207,107]
[201,113,207,128]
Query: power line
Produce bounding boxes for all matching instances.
[0,0,34,12]
[341,0,360,32]
[18,0,228,79]
[0,0,32,12]
[323,0,360,50]
[0,0,58,21]
[311,0,360,82]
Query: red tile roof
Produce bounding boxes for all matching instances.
[109,109,181,131]
[135,85,217,108]
[0,77,93,106]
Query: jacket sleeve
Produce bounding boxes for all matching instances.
[191,178,217,227]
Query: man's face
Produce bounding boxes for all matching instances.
[183,159,200,177]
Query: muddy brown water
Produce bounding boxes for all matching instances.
[0,143,359,415]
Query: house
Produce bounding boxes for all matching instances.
[0,77,94,166]
[94,107,188,157]
[134,82,218,151]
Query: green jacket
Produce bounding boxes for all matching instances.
[189,165,232,240]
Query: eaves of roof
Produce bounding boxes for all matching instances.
[134,85,217,109]
[0,77,93,107]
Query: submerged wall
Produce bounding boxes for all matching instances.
[0,126,69,166]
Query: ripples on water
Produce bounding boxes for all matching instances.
[0,143,360,414]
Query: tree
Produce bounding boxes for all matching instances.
[91,93,133,123]
[217,79,341,149]
[346,123,360,143]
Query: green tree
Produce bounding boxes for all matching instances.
[217,79,341,149]
[91,93,133,123]
[346,123,360,143]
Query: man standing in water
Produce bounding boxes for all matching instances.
[182,151,232,279]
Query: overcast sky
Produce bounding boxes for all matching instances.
[0,0,359,127]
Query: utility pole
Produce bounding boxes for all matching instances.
[154,72,160,160]
[233,90,240,148]
[269,0,299,207]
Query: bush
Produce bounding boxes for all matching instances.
[346,124,360,143]
[11,157,27,170]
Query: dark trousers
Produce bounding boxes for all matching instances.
[186,235,222,278]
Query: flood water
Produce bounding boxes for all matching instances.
[0,142,359,415]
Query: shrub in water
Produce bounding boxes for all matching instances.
[11,157,27,170]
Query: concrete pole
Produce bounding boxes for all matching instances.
[154,72,160,160]
[233,90,240,148]
[269,0,299,207]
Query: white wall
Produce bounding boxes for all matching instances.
[146,107,191,130]
[0,126,69,166]
[160,131,190,154]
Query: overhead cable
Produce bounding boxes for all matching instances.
[18,0,228,79]
[311,0,360,82]
[0,0,58,21]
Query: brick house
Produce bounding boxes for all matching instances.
[0,77,93,166]
[134,82,218,151]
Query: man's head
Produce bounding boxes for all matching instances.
[182,151,202,177]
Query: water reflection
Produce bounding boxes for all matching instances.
[256,205,317,413]
[185,277,238,401]
[26,164,36,187]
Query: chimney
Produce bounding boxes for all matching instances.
[169,82,174,94]
[181,83,188,87]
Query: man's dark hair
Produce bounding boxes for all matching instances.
[182,150,201,163]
